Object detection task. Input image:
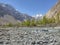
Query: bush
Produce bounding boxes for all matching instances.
[7,23,13,27]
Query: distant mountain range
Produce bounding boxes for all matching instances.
[0,0,59,26]
[0,3,33,25]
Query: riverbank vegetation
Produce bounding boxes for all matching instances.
[1,13,60,27]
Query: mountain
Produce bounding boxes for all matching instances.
[0,3,33,25]
[45,1,60,18]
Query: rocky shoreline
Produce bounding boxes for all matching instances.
[0,27,60,45]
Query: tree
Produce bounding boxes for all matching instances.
[7,23,13,27]
[21,20,30,26]
[30,19,36,26]
[39,16,48,25]
[55,13,60,23]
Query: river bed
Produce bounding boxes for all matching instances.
[0,27,60,45]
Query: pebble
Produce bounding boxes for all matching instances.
[0,28,60,45]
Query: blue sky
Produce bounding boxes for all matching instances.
[0,0,57,16]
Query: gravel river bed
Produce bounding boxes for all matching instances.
[0,27,60,45]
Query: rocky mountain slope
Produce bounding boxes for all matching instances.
[0,3,33,25]
[45,1,60,18]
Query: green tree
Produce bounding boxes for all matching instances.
[55,13,60,23]
[7,23,13,27]
[22,20,30,26]
[30,19,36,26]
[39,16,48,25]
[15,22,21,27]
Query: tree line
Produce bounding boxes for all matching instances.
[1,13,60,27]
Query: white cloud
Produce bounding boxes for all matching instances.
[36,14,42,17]
[32,14,43,19]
